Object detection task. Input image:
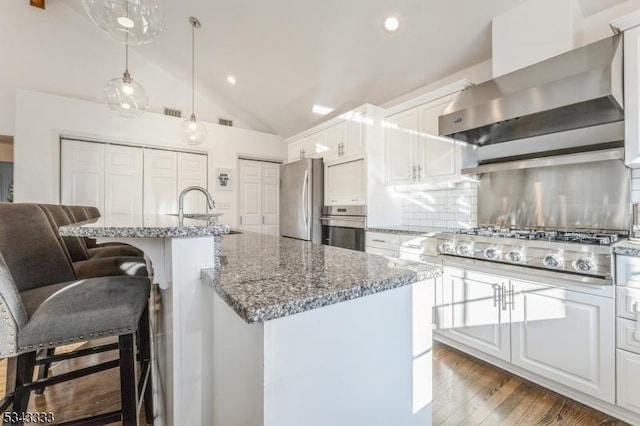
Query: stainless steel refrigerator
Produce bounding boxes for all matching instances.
[279,158,323,242]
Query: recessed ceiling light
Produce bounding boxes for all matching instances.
[227,75,237,85]
[312,104,335,115]
[384,16,399,32]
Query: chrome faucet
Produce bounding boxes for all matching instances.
[178,186,216,223]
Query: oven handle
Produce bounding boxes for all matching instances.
[321,216,366,229]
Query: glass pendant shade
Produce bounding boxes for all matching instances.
[83,0,163,45]
[104,70,149,118]
[180,114,207,145]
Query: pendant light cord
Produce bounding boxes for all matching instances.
[191,22,195,116]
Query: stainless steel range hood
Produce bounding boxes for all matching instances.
[439,35,623,145]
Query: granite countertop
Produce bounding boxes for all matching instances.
[59,214,230,238]
[367,225,447,236]
[201,232,441,324]
[613,239,640,257]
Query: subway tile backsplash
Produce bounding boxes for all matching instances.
[400,182,478,230]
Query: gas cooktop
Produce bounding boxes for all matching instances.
[453,227,621,246]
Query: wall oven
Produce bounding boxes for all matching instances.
[321,206,366,252]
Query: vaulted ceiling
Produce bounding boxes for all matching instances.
[63,0,628,138]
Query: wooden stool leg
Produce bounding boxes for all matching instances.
[138,307,154,425]
[119,334,139,426]
[11,352,36,425]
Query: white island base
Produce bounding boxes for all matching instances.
[212,280,434,426]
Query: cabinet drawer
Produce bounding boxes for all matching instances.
[616,286,640,320]
[617,349,640,414]
[366,232,400,250]
[616,255,640,288]
[365,246,397,258]
[617,317,640,355]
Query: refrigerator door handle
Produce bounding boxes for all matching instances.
[302,169,309,231]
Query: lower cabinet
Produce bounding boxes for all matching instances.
[437,267,616,404]
[617,349,640,413]
[510,280,615,403]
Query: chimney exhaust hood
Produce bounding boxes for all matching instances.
[438,35,623,146]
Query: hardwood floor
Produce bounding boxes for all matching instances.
[433,341,628,425]
[0,339,628,425]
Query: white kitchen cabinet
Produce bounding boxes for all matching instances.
[385,108,419,185]
[342,115,365,159]
[624,26,640,168]
[324,158,365,206]
[617,349,640,414]
[443,269,511,362]
[385,93,466,185]
[288,139,305,162]
[510,279,615,404]
[322,123,342,162]
[104,144,143,227]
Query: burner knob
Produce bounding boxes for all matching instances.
[573,256,596,273]
[456,244,472,257]
[484,247,502,260]
[506,249,524,263]
[438,241,454,254]
[543,253,564,269]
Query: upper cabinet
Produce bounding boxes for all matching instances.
[624,25,640,168]
[385,92,466,186]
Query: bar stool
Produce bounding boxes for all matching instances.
[0,204,153,425]
[63,205,143,252]
[37,204,149,279]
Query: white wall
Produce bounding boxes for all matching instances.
[0,1,249,136]
[14,90,286,228]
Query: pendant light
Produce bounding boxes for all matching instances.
[83,0,163,45]
[104,38,149,118]
[181,17,207,145]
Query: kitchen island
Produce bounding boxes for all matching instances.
[60,218,440,426]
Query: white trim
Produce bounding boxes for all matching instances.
[384,79,474,117]
[611,10,640,33]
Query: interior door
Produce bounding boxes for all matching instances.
[238,159,262,233]
[510,280,615,403]
[261,163,280,236]
[444,269,510,362]
[177,152,208,214]
[143,149,178,223]
[60,139,105,223]
[104,144,143,226]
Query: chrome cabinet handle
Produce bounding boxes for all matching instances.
[412,165,417,181]
[417,165,422,179]
[501,284,507,311]
[372,239,387,243]
[302,170,309,231]
[405,244,421,249]
[509,282,515,310]
[492,284,500,308]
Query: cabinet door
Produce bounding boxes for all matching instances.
[143,149,178,222]
[322,123,343,162]
[417,96,457,179]
[60,139,105,221]
[262,163,280,236]
[104,144,143,226]
[305,132,325,159]
[385,109,418,185]
[288,140,303,163]
[444,269,510,361]
[625,26,640,167]
[617,349,640,414]
[511,280,615,403]
[343,115,364,158]
[238,159,262,233]
[324,159,365,205]
[177,152,208,214]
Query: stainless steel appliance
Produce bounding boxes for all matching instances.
[321,205,366,251]
[279,158,323,243]
[434,228,619,285]
[430,150,631,286]
[439,35,623,146]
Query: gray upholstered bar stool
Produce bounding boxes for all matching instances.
[63,205,143,252]
[0,204,153,425]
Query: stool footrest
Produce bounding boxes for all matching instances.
[26,359,119,392]
[56,410,121,426]
[35,343,119,366]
